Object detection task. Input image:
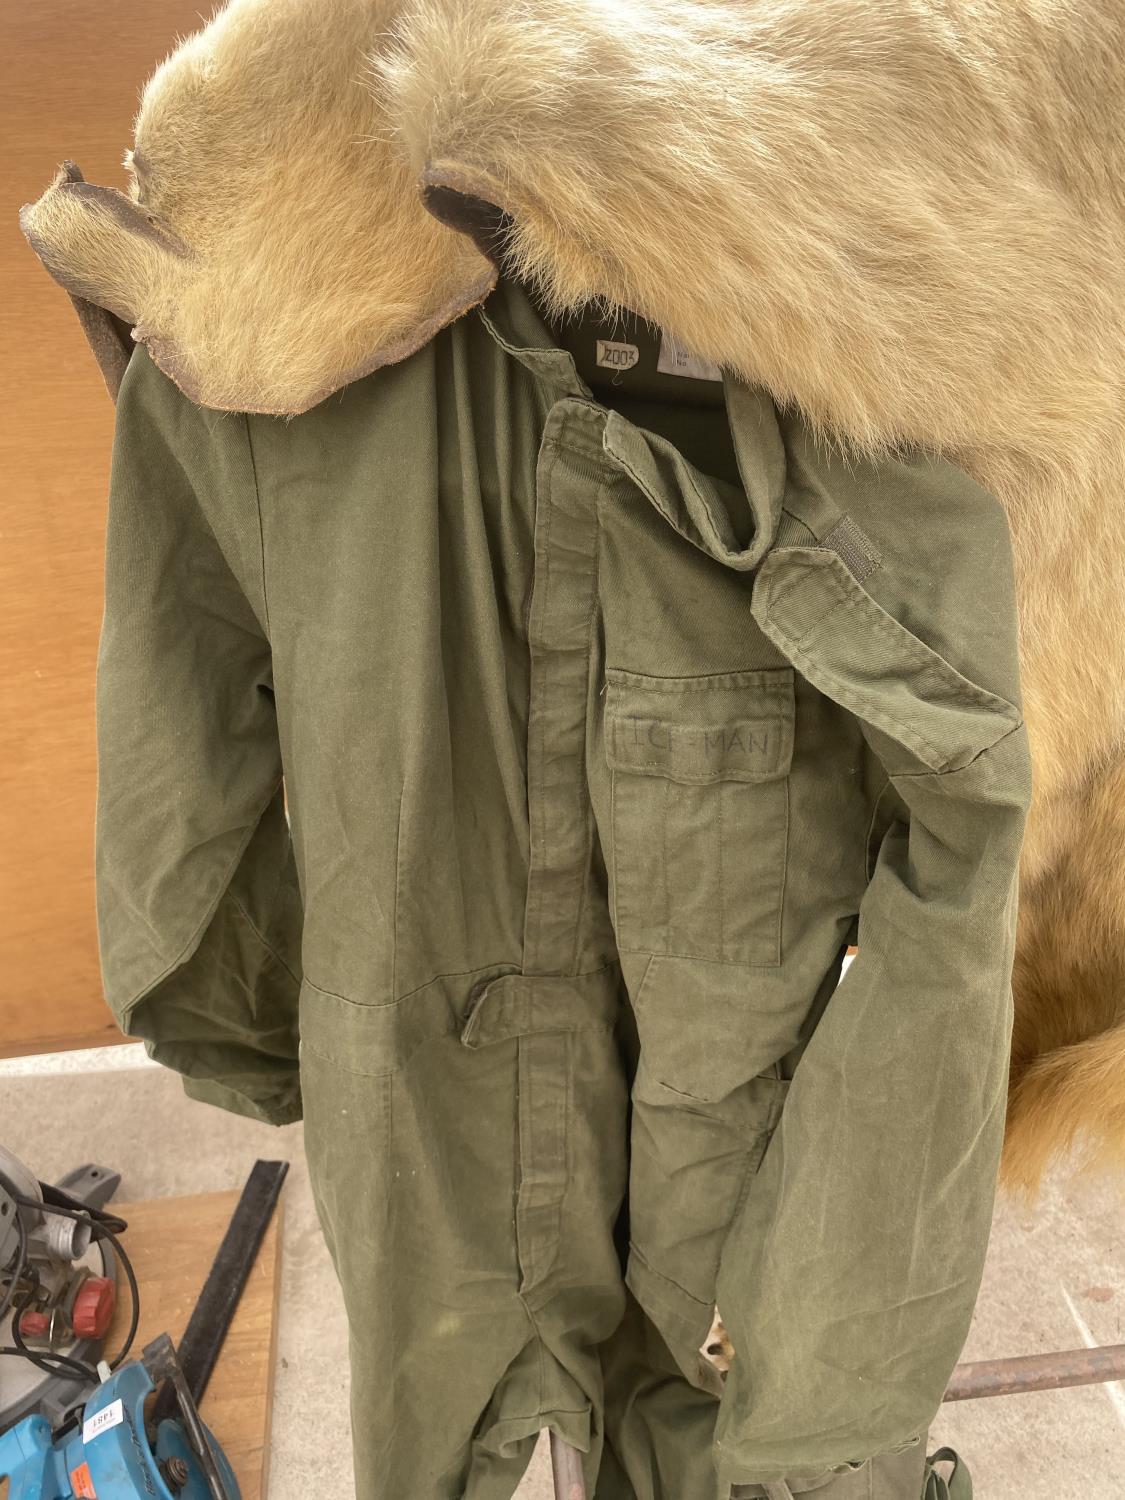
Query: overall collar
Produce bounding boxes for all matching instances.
[480,274,787,570]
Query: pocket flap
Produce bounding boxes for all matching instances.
[605,667,795,784]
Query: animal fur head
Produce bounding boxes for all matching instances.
[20,0,1125,466]
[20,0,496,414]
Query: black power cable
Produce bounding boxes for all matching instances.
[0,1186,140,1387]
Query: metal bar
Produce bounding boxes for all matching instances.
[549,1431,588,1500]
[150,1159,288,1426]
[944,1344,1125,1401]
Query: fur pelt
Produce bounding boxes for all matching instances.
[19,0,1125,1194]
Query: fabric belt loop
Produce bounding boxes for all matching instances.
[924,1448,972,1500]
[459,969,620,1048]
[458,978,500,1047]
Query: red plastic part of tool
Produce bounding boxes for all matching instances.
[19,1310,50,1338]
[72,1276,116,1339]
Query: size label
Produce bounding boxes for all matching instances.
[71,1461,98,1498]
[657,331,723,381]
[595,339,640,371]
[82,1398,124,1445]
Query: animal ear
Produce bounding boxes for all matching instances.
[20,159,193,331]
[420,163,515,265]
[21,160,197,401]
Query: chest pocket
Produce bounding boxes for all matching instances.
[604,666,794,967]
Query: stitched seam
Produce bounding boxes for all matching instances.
[617,945,790,971]
[890,717,1027,781]
[570,485,603,973]
[537,472,556,959]
[662,776,671,955]
[770,556,1022,720]
[392,780,405,999]
[605,758,786,782]
[631,952,657,1009]
[792,589,850,651]
[764,558,824,621]
[609,769,621,936]
[528,444,561,965]
[242,413,271,638]
[483,1407,591,1424]
[119,776,284,1022]
[727,1132,765,1230]
[718,780,726,958]
[228,891,301,988]
[299,1041,401,1078]
[774,776,790,964]
[793,640,946,763]
[302,961,621,1011]
[682,457,734,556]
[763,624,1009,769]
[846,599,1017,715]
[606,672,792,693]
[607,444,689,542]
[303,966,516,1011]
[863,775,895,882]
[517,1037,535,1298]
[628,1242,712,1311]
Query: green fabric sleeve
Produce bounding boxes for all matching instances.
[712,527,1031,1484]
[95,347,302,1125]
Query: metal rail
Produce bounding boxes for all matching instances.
[945,1344,1125,1401]
[549,1430,588,1500]
[541,1345,1125,1494]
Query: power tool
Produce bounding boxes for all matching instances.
[1,1154,288,1500]
[0,1333,239,1500]
[0,1148,123,1433]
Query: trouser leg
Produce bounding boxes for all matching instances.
[598,1055,786,1494]
[729,1440,929,1498]
[596,1291,937,1500]
[597,1285,722,1500]
[594,1047,941,1500]
[300,977,629,1500]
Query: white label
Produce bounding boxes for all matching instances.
[595,339,640,371]
[657,331,723,382]
[83,1398,125,1445]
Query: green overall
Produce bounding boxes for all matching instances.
[93,274,1029,1498]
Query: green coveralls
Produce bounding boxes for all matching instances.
[94,273,1029,1498]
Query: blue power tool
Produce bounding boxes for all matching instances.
[0,1334,240,1500]
[1,1161,288,1500]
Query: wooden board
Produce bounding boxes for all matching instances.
[1,3,214,1058]
[103,1189,285,1500]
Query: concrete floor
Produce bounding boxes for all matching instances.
[0,1049,1120,1499]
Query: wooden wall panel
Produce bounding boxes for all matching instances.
[2,3,211,1055]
